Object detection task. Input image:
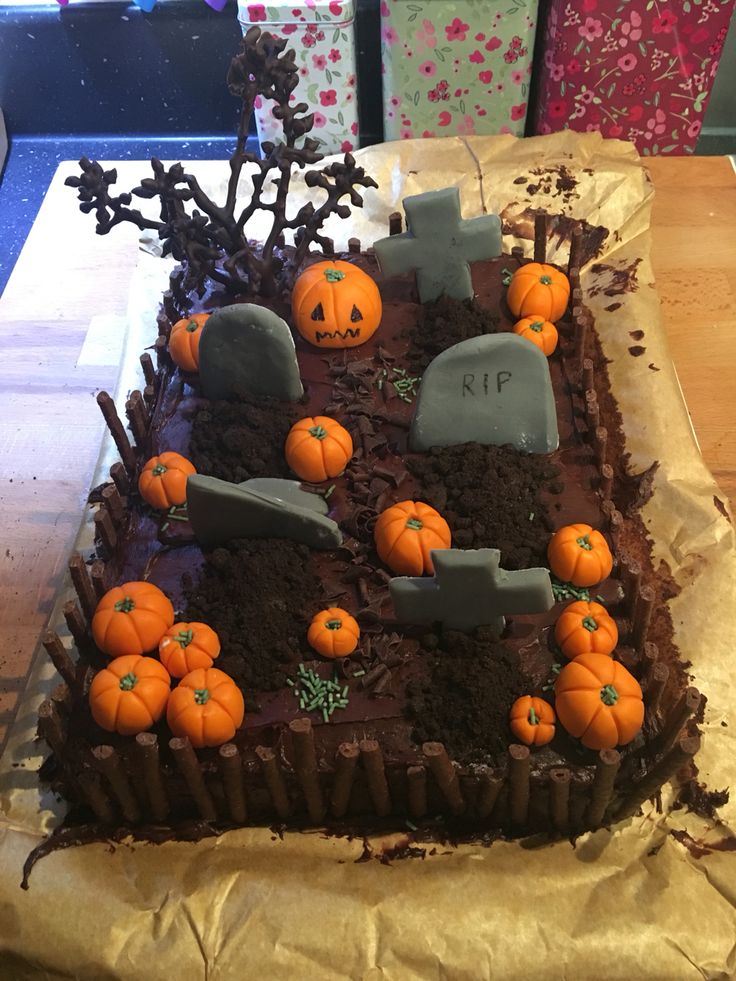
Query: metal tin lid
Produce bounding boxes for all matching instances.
[237,0,356,26]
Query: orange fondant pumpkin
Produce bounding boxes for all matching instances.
[92,581,175,658]
[292,260,382,349]
[168,313,209,372]
[555,600,618,659]
[509,695,556,747]
[159,621,221,678]
[89,654,171,735]
[548,523,613,587]
[138,452,197,510]
[513,316,559,356]
[166,667,244,748]
[555,652,643,750]
[285,416,353,483]
[507,263,570,322]
[307,607,360,658]
[374,500,451,576]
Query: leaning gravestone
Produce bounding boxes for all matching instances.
[410,334,558,453]
[187,475,341,550]
[198,303,304,401]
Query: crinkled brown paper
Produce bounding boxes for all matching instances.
[1,132,735,980]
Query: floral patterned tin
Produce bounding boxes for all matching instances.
[531,0,735,154]
[380,0,539,140]
[237,0,360,155]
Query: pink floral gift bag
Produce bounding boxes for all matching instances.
[381,0,539,140]
[531,0,735,154]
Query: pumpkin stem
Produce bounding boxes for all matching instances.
[582,616,598,632]
[539,275,553,285]
[324,268,346,283]
[308,424,328,440]
[325,618,343,630]
[186,319,199,332]
[173,628,195,648]
[529,320,544,332]
[600,684,618,706]
[114,597,135,613]
[194,688,210,705]
[152,463,168,477]
[119,672,138,691]
[576,534,593,551]
[528,706,540,726]
[405,517,424,531]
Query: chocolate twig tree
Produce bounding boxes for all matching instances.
[65,27,378,298]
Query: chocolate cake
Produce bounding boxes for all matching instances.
[30,29,702,865]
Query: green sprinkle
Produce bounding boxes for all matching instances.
[353,669,366,677]
[160,522,170,533]
[529,512,535,521]
[286,678,294,687]
[324,484,336,500]
[406,820,418,831]
[596,595,606,603]
[322,707,330,723]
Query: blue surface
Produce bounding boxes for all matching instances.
[0,134,258,296]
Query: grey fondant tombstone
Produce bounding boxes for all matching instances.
[390,548,553,634]
[199,303,304,401]
[187,475,340,550]
[410,333,558,454]
[373,187,501,302]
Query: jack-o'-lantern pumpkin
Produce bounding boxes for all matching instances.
[292,260,382,349]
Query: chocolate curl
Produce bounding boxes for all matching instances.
[77,770,116,823]
[510,245,525,262]
[615,733,700,821]
[423,742,465,815]
[109,461,130,496]
[102,483,126,526]
[659,687,702,756]
[330,742,359,818]
[143,385,156,412]
[126,391,149,449]
[169,737,217,821]
[622,557,642,619]
[594,425,608,467]
[68,553,97,621]
[42,630,76,686]
[645,662,669,724]
[140,351,157,389]
[94,506,118,554]
[348,237,361,254]
[549,768,571,833]
[90,560,107,600]
[568,224,583,277]
[255,745,290,820]
[631,585,655,651]
[92,745,142,823]
[406,765,428,820]
[599,464,614,501]
[508,744,531,826]
[587,749,621,828]
[609,508,624,553]
[96,391,136,474]
[154,335,168,369]
[63,599,88,650]
[584,390,600,433]
[642,641,659,683]
[359,739,391,817]
[38,699,66,758]
[534,211,547,263]
[388,211,402,235]
[289,718,325,823]
[359,662,388,690]
[51,682,72,716]
[575,314,590,371]
[582,357,594,393]
[218,743,248,823]
[476,771,503,819]
[135,732,169,822]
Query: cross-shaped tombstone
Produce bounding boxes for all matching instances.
[373,187,501,303]
[390,548,554,634]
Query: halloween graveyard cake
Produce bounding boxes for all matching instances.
[30,29,703,862]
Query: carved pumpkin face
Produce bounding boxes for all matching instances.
[292,260,382,349]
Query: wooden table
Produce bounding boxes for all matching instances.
[0,155,734,748]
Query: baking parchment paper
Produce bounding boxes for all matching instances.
[1,132,734,981]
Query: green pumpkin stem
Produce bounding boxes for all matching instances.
[539,275,553,285]
[600,684,618,706]
[173,628,195,648]
[529,320,544,333]
[528,706,540,726]
[582,616,598,632]
[324,268,346,283]
[114,597,135,613]
[152,463,168,477]
[325,619,343,630]
[119,672,138,691]
[405,517,423,531]
[194,688,210,705]
[576,534,593,551]
[308,425,328,440]
[186,319,199,332]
